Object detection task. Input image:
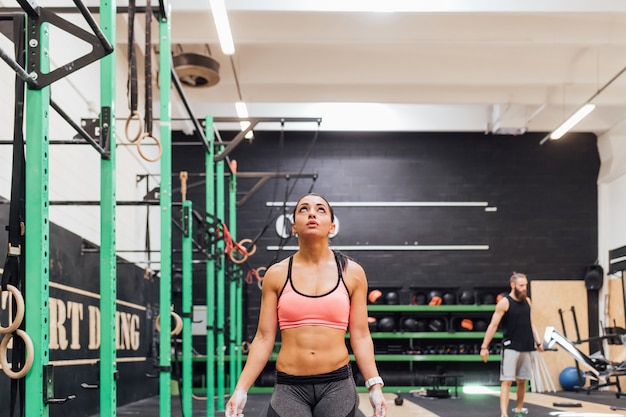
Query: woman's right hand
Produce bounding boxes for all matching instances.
[368,386,387,417]
[225,388,247,417]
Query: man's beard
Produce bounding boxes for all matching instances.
[514,288,527,302]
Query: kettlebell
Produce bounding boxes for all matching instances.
[394,392,404,406]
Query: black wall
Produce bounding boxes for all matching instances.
[173,130,600,342]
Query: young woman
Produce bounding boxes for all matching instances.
[226,193,386,417]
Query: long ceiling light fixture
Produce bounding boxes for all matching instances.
[209,0,235,55]
[540,65,626,145]
[548,103,596,140]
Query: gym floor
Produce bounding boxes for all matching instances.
[104,388,626,417]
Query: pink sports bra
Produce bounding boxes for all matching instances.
[277,254,351,331]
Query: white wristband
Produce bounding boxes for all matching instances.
[365,376,384,389]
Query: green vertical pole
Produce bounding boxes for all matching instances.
[159,3,173,416]
[235,281,243,378]
[215,146,226,411]
[228,166,242,386]
[205,117,216,417]
[181,200,193,416]
[24,15,50,417]
[216,145,226,410]
[99,0,117,415]
[233,180,244,379]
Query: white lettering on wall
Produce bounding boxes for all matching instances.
[67,301,83,350]
[88,305,100,350]
[49,297,69,350]
[48,298,142,352]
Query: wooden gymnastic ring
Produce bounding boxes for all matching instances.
[137,132,162,162]
[124,111,143,143]
[0,329,34,379]
[229,246,248,264]
[256,266,267,290]
[238,238,257,257]
[241,340,250,354]
[0,285,25,334]
[155,311,183,336]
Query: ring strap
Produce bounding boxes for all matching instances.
[127,0,138,114]
[144,0,153,135]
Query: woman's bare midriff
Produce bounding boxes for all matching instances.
[276,326,350,375]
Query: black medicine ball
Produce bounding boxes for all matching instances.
[482,293,496,305]
[378,317,395,332]
[414,319,427,332]
[385,291,400,305]
[401,317,419,332]
[459,290,475,305]
[442,292,456,305]
[474,319,488,332]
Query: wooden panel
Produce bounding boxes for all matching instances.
[531,280,588,390]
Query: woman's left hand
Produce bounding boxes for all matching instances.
[368,386,387,417]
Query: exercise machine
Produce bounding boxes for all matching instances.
[543,326,626,397]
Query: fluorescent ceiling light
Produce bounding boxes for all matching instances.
[549,103,595,140]
[235,101,254,139]
[209,0,235,55]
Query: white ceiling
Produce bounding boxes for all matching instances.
[6,0,626,137]
[170,0,626,136]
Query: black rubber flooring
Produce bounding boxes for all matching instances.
[97,389,626,417]
[105,395,366,417]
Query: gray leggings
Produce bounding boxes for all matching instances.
[267,365,358,417]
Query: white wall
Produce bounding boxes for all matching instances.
[0,13,163,270]
[597,128,626,350]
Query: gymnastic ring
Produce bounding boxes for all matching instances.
[155,311,183,337]
[229,246,248,265]
[136,132,162,162]
[241,341,250,354]
[238,239,257,257]
[0,285,25,334]
[124,111,143,143]
[256,266,267,290]
[0,329,34,379]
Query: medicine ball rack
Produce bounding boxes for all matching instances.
[365,304,502,358]
[357,285,508,388]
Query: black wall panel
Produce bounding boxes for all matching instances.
[173,130,600,342]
